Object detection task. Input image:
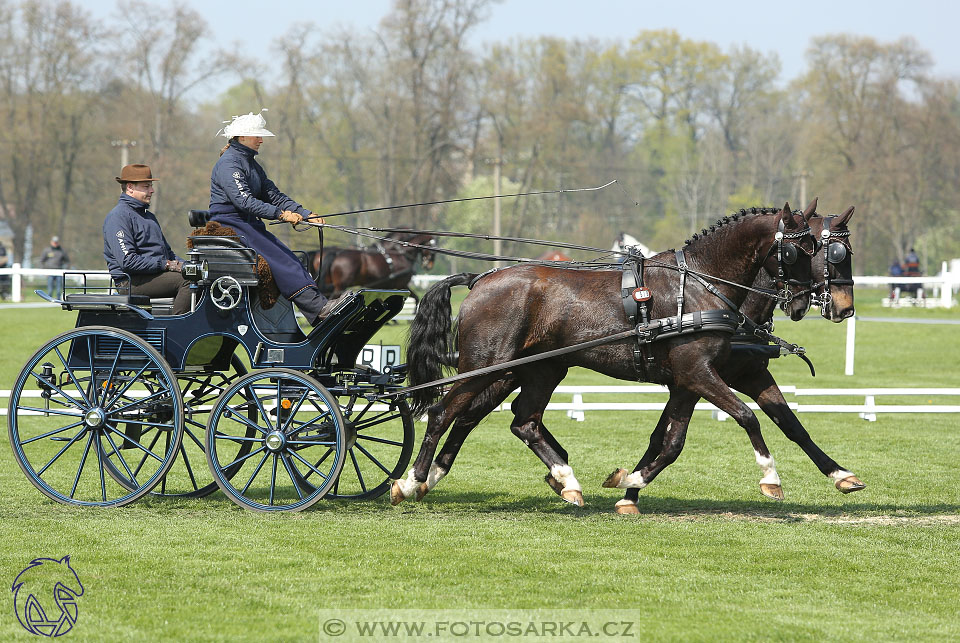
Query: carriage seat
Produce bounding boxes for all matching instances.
[187,235,259,285]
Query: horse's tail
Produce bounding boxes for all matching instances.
[407,273,475,416]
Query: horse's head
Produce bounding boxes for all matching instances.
[404,234,436,270]
[810,206,855,321]
[765,200,818,321]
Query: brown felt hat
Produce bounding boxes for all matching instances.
[115,164,159,183]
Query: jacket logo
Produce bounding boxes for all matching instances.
[115,230,128,256]
[233,172,241,179]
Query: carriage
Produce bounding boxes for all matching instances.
[6,211,414,512]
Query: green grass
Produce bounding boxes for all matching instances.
[1,290,959,641]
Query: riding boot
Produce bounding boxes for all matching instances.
[291,287,337,326]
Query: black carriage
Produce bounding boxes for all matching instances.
[7,216,413,512]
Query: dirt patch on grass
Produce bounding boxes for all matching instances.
[657,511,960,525]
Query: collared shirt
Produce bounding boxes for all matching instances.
[209,139,311,221]
[103,194,179,278]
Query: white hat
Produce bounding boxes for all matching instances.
[218,109,275,138]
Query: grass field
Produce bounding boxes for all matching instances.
[1,287,959,641]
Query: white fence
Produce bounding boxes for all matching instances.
[4,385,958,421]
[494,385,960,422]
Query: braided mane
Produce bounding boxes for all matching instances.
[684,207,781,246]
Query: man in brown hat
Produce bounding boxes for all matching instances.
[102,164,191,314]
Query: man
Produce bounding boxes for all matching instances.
[103,164,191,314]
[39,236,69,299]
[0,241,9,299]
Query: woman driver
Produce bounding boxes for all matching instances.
[209,109,335,324]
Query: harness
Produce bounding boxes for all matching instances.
[817,215,854,313]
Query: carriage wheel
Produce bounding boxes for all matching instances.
[104,355,256,498]
[323,395,414,500]
[205,369,346,512]
[7,327,183,507]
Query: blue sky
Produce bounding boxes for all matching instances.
[86,0,957,90]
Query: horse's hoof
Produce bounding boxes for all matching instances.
[544,473,564,496]
[835,475,866,494]
[415,482,429,501]
[615,500,640,515]
[390,480,406,506]
[760,483,784,501]
[602,468,628,488]
[561,489,585,507]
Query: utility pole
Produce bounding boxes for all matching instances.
[111,139,137,169]
[493,156,502,268]
[796,169,811,206]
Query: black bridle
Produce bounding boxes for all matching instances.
[766,216,816,311]
[814,215,854,317]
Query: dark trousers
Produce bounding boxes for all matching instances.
[129,271,192,314]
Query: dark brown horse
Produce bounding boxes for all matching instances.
[306,231,436,304]
[392,203,817,508]
[606,206,864,513]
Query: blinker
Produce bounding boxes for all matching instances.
[827,242,847,264]
[781,243,798,265]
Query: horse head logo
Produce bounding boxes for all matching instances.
[12,556,84,637]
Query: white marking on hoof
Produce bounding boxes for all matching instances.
[832,470,866,494]
[615,499,640,515]
[424,463,447,491]
[550,464,582,493]
[395,469,422,500]
[544,474,564,496]
[561,489,585,506]
[755,452,781,486]
[604,468,647,489]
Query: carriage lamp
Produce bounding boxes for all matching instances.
[39,362,55,400]
[181,260,207,282]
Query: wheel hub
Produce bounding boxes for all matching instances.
[83,408,106,428]
[264,431,286,452]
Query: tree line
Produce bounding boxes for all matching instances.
[1,0,958,276]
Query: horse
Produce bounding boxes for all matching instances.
[606,206,863,513]
[306,230,436,306]
[392,202,817,509]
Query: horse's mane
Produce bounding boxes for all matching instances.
[683,207,781,247]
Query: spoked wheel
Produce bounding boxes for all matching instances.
[323,395,414,500]
[104,355,255,498]
[206,369,346,512]
[7,327,183,507]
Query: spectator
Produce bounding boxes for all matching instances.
[888,259,903,300]
[39,236,70,299]
[0,242,9,299]
[103,164,192,314]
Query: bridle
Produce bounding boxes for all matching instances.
[814,215,854,317]
[767,215,816,311]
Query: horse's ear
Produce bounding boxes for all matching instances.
[802,197,818,220]
[780,202,793,226]
[835,205,855,227]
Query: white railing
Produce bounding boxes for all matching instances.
[492,385,960,422]
[4,385,958,421]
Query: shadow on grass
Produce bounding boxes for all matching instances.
[126,486,960,522]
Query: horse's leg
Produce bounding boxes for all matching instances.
[413,378,520,501]
[684,368,785,500]
[390,374,500,505]
[733,369,866,494]
[508,367,584,506]
[604,387,699,514]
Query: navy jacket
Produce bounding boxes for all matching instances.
[209,140,311,221]
[103,194,180,278]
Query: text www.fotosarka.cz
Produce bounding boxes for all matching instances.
[320,609,643,640]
